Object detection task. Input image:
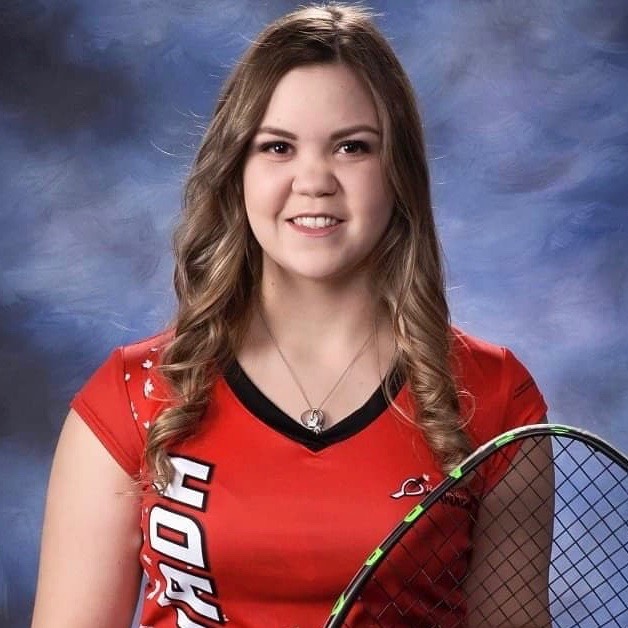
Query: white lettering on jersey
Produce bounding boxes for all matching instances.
[149,506,206,569]
[174,607,208,628]
[147,455,224,624]
[163,457,212,510]
[158,563,223,624]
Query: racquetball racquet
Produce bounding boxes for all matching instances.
[324,423,628,627]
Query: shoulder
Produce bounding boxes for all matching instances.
[450,325,534,395]
[451,326,511,382]
[117,329,174,420]
[450,326,547,444]
[119,329,173,371]
[75,330,174,430]
[78,330,173,405]
[69,330,174,476]
[118,331,173,392]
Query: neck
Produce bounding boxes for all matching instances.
[257,271,380,353]
[236,269,397,429]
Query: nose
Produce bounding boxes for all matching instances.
[291,153,338,197]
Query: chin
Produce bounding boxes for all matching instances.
[262,252,369,285]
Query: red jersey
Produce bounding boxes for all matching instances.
[71,329,547,628]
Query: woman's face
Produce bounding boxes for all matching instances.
[242,63,394,286]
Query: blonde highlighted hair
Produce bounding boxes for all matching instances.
[147,3,472,490]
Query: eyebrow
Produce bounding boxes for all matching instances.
[256,124,380,140]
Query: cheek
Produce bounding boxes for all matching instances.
[242,162,260,211]
[374,167,395,223]
[364,186,395,243]
[354,168,394,222]
[243,162,289,215]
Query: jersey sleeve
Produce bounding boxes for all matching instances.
[481,347,548,492]
[498,347,548,430]
[71,347,145,477]
[455,331,549,493]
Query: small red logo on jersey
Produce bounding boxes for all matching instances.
[391,474,476,510]
[390,474,433,499]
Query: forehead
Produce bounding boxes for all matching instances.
[259,63,379,131]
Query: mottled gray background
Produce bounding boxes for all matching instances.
[1,0,627,625]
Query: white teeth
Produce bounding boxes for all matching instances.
[292,216,339,228]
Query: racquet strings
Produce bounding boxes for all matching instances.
[335,433,628,628]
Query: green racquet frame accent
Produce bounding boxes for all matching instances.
[403,503,424,523]
[365,547,383,566]
[549,426,572,435]
[450,466,463,479]
[329,592,346,617]
[494,431,516,447]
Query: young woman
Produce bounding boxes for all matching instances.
[31,5,551,627]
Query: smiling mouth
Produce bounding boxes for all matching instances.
[290,216,341,228]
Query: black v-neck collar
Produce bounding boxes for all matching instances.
[223,361,404,452]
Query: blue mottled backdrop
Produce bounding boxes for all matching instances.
[1,1,626,625]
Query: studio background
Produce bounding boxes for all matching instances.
[1,1,626,625]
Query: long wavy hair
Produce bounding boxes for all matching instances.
[147,3,473,490]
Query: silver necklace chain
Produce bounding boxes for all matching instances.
[259,310,374,434]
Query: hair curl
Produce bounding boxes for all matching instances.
[146,3,473,491]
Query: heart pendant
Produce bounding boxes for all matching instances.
[300,408,325,434]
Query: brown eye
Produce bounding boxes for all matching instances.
[260,141,291,155]
[338,140,370,155]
